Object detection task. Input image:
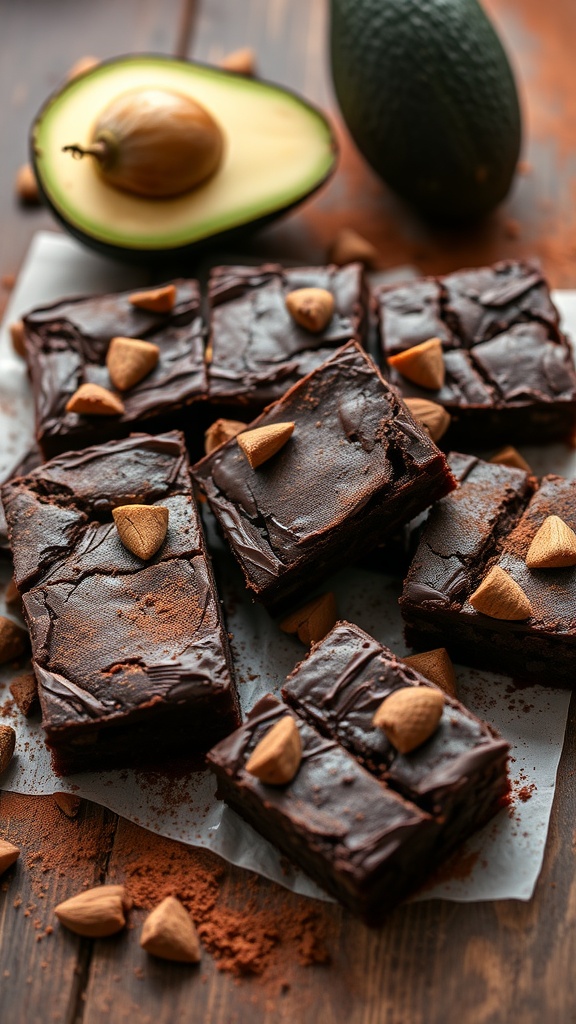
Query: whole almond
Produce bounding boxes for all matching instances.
[285,288,335,333]
[9,320,26,359]
[490,446,531,473]
[53,792,81,818]
[0,839,20,875]
[389,338,445,391]
[204,418,247,455]
[373,686,444,754]
[55,885,130,938]
[404,397,451,442]
[112,504,169,560]
[0,616,28,664]
[128,284,177,313]
[15,164,40,205]
[328,228,378,268]
[402,648,457,699]
[106,336,160,391]
[245,715,302,785]
[66,383,125,416]
[526,515,576,569]
[469,565,532,620]
[9,673,39,717]
[0,725,16,776]
[279,593,337,646]
[141,896,201,963]
[220,47,256,76]
[237,422,294,469]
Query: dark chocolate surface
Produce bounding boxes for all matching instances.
[376,260,576,446]
[207,263,367,409]
[282,621,509,815]
[401,453,576,683]
[0,442,43,553]
[2,431,239,770]
[208,693,440,922]
[23,280,207,458]
[194,341,456,608]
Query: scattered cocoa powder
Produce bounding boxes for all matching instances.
[108,823,331,979]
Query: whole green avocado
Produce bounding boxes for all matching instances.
[330,0,522,220]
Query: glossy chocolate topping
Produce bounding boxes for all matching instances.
[282,621,509,813]
[23,280,207,455]
[194,341,456,605]
[207,263,367,407]
[1,432,238,751]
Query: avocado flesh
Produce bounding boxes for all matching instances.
[330,0,521,221]
[32,56,336,253]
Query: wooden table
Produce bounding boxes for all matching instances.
[2,2,576,1020]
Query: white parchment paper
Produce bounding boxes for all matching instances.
[0,231,573,904]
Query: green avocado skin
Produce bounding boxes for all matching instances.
[330,0,522,220]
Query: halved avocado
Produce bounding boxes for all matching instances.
[31,55,337,263]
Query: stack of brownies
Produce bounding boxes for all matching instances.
[3,257,575,922]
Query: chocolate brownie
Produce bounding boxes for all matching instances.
[206,263,367,412]
[1,431,240,773]
[208,693,440,923]
[208,622,509,923]
[193,341,457,610]
[282,622,509,844]
[401,452,576,684]
[23,280,207,458]
[0,442,43,554]
[376,260,576,446]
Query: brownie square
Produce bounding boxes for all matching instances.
[401,452,576,684]
[0,442,43,555]
[206,262,367,412]
[193,340,456,610]
[376,259,576,446]
[23,280,207,459]
[207,693,440,924]
[282,621,509,847]
[1,431,240,773]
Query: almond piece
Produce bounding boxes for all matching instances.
[279,593,337,646]
[404,397,450,442]
[0,839,20,875]
[9,673,39,717]
[373,686,444,754]
[0,725,16,776]
[15,164,40,205]
[9,320,26,359]
[328,228,378,268]
[53,792,81,818]
[526,515,576,569]
[66,383,125,416]
[285,288,335,333]
[220,47,256,76]
[66,55,100,80]
[141,896,201,963]
[55,885,130,938]
[204,418,247,455]
[112,504,169,560]
[402,648,457,699]
[237,422,294,469]
[490,446,531,473]
[245,715,302,785]
[106,336,160,391]
[469,565,532,620]
[128,284,177,313]
[388,338,445,391]
[0,616,27,664]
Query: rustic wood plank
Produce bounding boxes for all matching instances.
[0,792,117,1024]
